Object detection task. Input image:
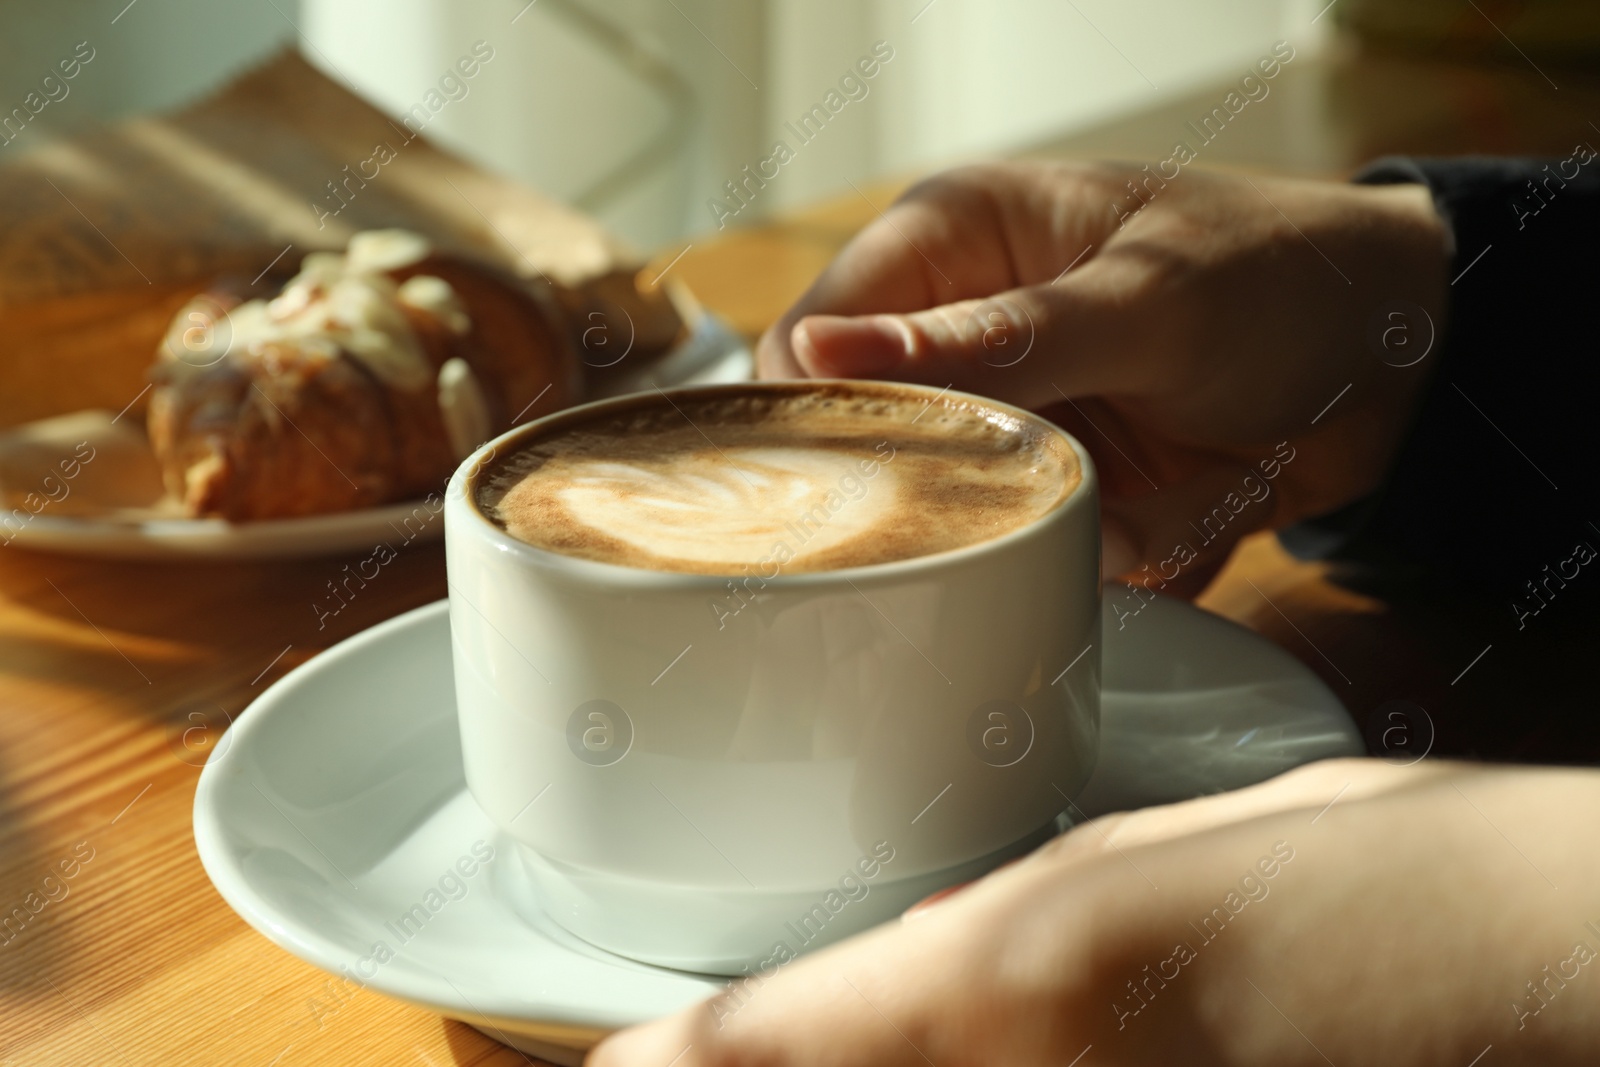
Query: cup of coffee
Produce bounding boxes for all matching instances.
[444,380,1100,973]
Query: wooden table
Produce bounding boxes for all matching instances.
[3,43,1597,1066]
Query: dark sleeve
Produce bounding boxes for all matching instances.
[1280,154,1600,597]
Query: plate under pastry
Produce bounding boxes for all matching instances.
[3,314,750,560]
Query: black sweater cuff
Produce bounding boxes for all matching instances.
[1281,153,1600,594]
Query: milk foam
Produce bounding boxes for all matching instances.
[553,447,899,568]
[481,384,1078,575]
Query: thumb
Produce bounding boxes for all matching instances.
[1100,463,1278,598]
[587,923,949,1067]
[788,277,1148,410]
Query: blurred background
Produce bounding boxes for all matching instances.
[11,0,1596,253]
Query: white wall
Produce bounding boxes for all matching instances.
[296,0,1330,249]
[861,0,1327,172]
[298,0,771,254]
[0,0,1330,252]
[0,0,294,140]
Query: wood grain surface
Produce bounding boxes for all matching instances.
[3,45,1598,1067]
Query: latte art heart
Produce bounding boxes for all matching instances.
[556,448,899,568]
[481,383,1079,574]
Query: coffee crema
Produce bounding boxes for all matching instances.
[475,383,1079,575]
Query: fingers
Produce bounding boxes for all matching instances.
[755,163,1131,385]
[902,763,1395,923]
[1031,758,1457,870]
[587,1008,702,1067]
[782,266,1159,411]
[587,920,961,1067]
[901,858,1026,920]
[587,980,915,1067]
[754,172,1016,381]
[1099,462,1278,590]
[901,879,972,920]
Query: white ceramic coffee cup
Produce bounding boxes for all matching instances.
[445,380,1100,974]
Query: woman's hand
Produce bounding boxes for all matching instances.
[590,759,1600,1066]
[756,163,1451,593]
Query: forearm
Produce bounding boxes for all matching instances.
[1060,762,1600,1066]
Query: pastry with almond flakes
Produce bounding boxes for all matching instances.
[146,230,581,520]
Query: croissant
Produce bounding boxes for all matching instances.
[146,231,580,520]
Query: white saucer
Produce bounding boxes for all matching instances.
[7,315,750,561]
[194,596,1360,1064]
